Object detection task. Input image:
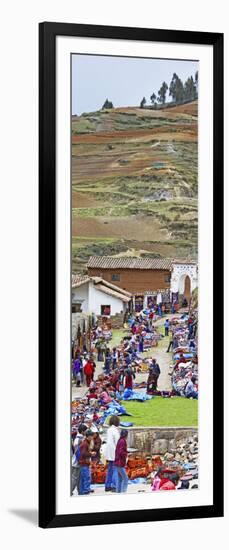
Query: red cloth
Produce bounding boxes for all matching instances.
[114,437,128,467]
[124,373,133,389]
[84,361,94,376]
[87,392,98,400]
[84,361,94,386]
[85,374,92,387]
[160,480,176,490]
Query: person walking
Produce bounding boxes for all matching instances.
[150,358,161,389]
[78,429,94,495]
[111,347,118,369]
[164,318,170,337]
[104,415,120,492]
[138,335,144,353]
[147,367,158,393]
[114,429,129,493]
[84,359,94,387]
[71,424,87,494]
[167,334,178,353]
[104,349,112,375]
[73,356,82,387]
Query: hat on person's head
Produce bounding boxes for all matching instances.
[78,423,87,434]
[86,429,94,437]
[90,425,98,433]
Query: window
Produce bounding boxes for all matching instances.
[72,303,82,313]
[165,275,171,283]
[101,305,111,315]
[111,274,120,281]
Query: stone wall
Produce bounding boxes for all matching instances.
[126,427,198,455]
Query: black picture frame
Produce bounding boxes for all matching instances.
[39,22,224,528]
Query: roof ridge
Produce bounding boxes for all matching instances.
[92,276,132,296]
[87,256,196,268]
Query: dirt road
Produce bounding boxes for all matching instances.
[72,314,178,400]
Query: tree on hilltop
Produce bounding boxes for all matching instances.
[195,70,198,95]
[169,73,184,103]
[184,75,196,101]
[102,99,114,109]
[150,92,157,107]
[140,97,146,108]
[157,81,168,104]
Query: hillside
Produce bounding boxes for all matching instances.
[72,101,198,273]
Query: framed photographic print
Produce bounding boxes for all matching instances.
[39,22,224,528]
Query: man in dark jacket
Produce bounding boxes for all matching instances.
[114,429,129,493]
[78,429,94,495]
[150,358,161,389]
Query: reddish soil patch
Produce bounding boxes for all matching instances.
[72,125,197,144]
[72,215,169,242]
[72,192,102,208]
[165,101,198,117]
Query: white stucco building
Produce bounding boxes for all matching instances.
[170,260,198,302]
[72,275,132,317]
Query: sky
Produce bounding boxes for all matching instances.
[72,54,199,115]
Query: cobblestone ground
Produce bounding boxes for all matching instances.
[72,313,180,400]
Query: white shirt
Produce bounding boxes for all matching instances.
[104,425,120,461]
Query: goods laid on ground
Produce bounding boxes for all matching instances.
[90,436,199,486]
[169,313,198,398]
[72,308,199,495]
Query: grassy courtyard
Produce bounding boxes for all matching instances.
[120,396,198,427]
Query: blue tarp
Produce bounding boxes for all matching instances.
[92,478,147,488]
[122,388,153,402]
[120,421,134,427]
[174,353,194,360]
[129,477,147,484]
[99,399,131,424]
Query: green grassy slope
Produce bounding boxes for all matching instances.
[72,102,198,273]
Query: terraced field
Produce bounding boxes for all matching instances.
[72,102,198,273]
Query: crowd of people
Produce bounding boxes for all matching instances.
[72,413,198,496]
[71,302,198,496]
[72,415,129,495]
[72,313,164,393]
[167,313,198,398]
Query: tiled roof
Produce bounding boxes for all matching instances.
[92,277,132,297]
[72,275,90,288]
[172,259,197,265]
[72,274,132,301]
[95,284,131,302]
[87,256,172,270]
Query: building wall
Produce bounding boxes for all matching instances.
[89,283,126,316]
[88,267,171,294]
[170,263,198,294]
[103,425,198,455]
[72,313,89,340]
[72,282,89,313]
[73,281,126,316]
